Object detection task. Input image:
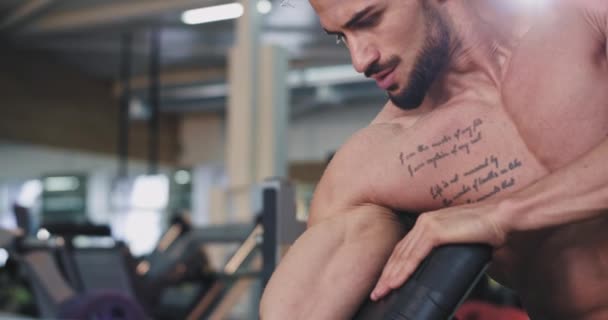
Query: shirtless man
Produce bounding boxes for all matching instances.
[261,0,608,319]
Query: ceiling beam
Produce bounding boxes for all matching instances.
[113,67,226,96]
[20,0,218,35]
[0,0,54,31]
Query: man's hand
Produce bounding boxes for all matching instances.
[370,201,511,301]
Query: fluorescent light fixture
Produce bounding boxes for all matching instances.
[163,64,373,100]
[44,176,80,192]
[257,0,272,14]
[512,0,549,9]
[182,3,244,25]
[288,65,365,87]
[301,65,363,85]
[73,236,115,248]
[165,83,228,100]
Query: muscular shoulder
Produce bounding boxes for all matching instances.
[308,123,405,224]
[515,0,607,64]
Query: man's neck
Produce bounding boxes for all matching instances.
[426,0,533,107]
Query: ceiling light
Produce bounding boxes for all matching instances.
[257,0,272,14]
[44,176,80,192]
[512,0,549,9]
[182,3,244,25]
[174,170,191,185]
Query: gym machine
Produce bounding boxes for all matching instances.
[134,219,255,319]
[260,178,305,289]
[0,228,148,320]
[128,177,302,319]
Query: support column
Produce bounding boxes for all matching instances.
[227,0,260,222]
[256,45,289,181]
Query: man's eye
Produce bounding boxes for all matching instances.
[357,16,379,28]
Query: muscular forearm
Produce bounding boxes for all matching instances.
[502,138,608,232]
[260,206,404,320]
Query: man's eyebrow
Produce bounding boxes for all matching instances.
[343,5,375,29]
[323,5,375,35]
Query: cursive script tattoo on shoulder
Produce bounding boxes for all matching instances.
[399,118,484,178]
[397,118,525,206]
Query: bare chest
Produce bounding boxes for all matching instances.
[490,19,608,316]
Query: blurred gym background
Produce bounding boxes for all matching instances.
[0,0,387,319]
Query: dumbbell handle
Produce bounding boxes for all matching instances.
[354,244,492,320]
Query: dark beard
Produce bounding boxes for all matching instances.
[390,4,451,110]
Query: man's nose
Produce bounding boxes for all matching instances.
[349,40,379,75]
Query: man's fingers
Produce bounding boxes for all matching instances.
[388,240,433,288]
[371,238,410,300]
[372,209,508,302]
[386,231,418,280]
[372,223,436,300]
[384,228,420,282]
[371,285,389,301]
[372,262,396,301]
[383,239,406,273]
[373,214,447,300]
[387,259,418,289]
